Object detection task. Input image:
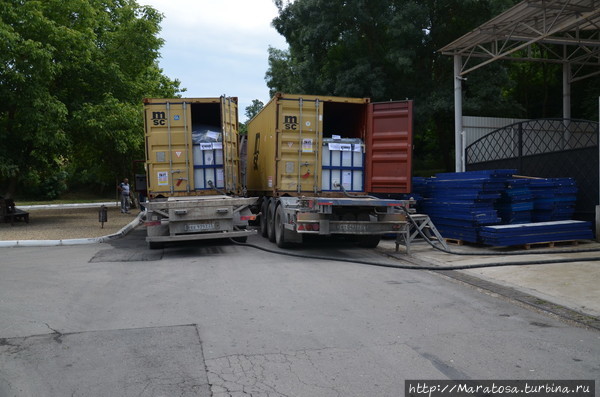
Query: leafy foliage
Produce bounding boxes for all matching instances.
[245,99,265,121]
[267,0,600,172]
[0,0,183,197]
[239,99,265,136]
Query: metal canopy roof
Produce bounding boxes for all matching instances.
[439,0,600,82]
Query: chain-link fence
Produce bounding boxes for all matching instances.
[465,119,598,222]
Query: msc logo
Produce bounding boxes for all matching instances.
[152,111,166,126]
[284,115,298,130]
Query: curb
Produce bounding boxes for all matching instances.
[19,202,119,210]
[0,211,144,248]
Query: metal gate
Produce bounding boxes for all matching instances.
[465,118,599,222]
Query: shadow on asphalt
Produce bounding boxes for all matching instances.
[90,228,162,262]
[90,225,394,264]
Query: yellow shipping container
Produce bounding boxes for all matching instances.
[247,93,369,196]
[143,97,241,197]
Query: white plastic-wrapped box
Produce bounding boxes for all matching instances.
[321,137,364,192]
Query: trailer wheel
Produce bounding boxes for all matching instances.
[274,205,289,248]
[259,200,269,237]
[266,200,276,242]
[356,235,381,248]
[148,241,164,250]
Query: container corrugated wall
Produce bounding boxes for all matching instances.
[144,97,241,197]
[366,101,413,193]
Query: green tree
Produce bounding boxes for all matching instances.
[245,99,265,121]
[268,0,520,172]
[266,47,301,97]
[239,99,265,135]
[0,0,182,198]
[418,0,520,171]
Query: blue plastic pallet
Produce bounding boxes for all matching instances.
[435,226,480,243]
[481,220,591,233]
[480,232,593,246]
[479,220,593,246]
[434,169,516,179]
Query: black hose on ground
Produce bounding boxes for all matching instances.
[231,204,600,270]
[230,238,600,271]
[400,207,600,256]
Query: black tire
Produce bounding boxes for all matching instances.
[148,241,163,250]
[356,235,381,248]
[266,200,276,242]
[259,200,269,237]
[274,205,289,248]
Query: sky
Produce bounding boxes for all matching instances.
[140,0,289,121]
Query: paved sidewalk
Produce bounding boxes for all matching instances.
[378,238,600,328]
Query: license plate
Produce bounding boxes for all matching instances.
[184,222,218,232]
[337,223,368,233]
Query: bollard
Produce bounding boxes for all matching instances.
[99,205,108,228]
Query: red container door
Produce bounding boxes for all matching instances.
[365,101,413,194]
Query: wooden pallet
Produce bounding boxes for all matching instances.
[445,238,465,246]
[523,240,578,250]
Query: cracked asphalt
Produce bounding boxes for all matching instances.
[1,229,599,396]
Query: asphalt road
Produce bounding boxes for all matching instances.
[1,229,599,396]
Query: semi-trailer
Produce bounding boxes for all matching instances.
[246,93,414,248]
[143,96,257,249]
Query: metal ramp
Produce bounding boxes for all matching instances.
[395,214,448,255]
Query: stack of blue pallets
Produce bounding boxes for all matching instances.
[419,170,515,243]
[554,178,578,220]
[529,179,557,222]
[529,178,578,221]
[410,177,430,206]
[495,178,534,224]
[479,220,593,246]
[413,170,591,246]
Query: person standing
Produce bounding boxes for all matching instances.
[117,178,131,214]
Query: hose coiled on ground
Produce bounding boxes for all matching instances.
[230,238,600,271]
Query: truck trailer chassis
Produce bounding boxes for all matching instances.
[260,196,413,248]
[145,195,257,249]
